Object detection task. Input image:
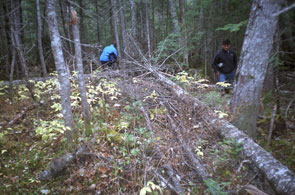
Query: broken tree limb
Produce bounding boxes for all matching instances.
[162,164,185,193]
[267,104,277,146]
[139,106,185,194]
[6,103,39,127]
[148,67,295,195]
[39,145,90,181]
[165,111,210,182]
[152,168,183,195]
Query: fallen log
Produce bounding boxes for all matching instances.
[165,111,210,182]
[139,106,185,194]
[39,145,90,181]
[5,103,39,127]
[148,66,295,195]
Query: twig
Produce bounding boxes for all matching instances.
[285,98,294,121]
[272,3,295,17]
[267,104,277,146]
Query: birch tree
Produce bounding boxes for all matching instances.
[70,8,92,136]
[47,0,74,143]
[231,0,283,138]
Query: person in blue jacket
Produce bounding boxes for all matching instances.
[99,43,118,70]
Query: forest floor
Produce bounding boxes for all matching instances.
[0,67,294,194]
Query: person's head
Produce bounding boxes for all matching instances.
[112,42,117,48]
[222,39,231,51]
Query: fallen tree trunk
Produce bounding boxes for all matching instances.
[5,103,39,127]
[165,110,210,182]
[39,146,90,181]
[148,66,295,195]
[139,106,185,194]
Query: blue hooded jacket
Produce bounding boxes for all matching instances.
[99,44,118,62]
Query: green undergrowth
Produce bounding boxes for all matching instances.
[0,73,158,194]
[0,70,294,194]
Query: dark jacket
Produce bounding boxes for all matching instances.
[212,49,237,74]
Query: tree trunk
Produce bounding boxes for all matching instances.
[11,0,29,79]
[108,0,114,40]
[180,0,188,65]
[36,0,48,76]
[95,0,100,43]
[230,0,283,138]
[59,0,72,56]
[151,0,155,50]
[70,8,92,136]
[118,0,126,56]
[0,1,10,77]
[111,0,121,59]
[47,0,74,143]
[10,0,35,100]
[144,0,151,58]
[139,3,144,40]
[79,0,89,44]
[130,0,137,39]
[168,0,180,39]
[9,43,16,101]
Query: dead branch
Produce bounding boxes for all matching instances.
[139,105,185,194]
[6,103,39,127]
[267,104,277,145]
[39,145,90,181]
[162,164,185,193]
[164,106,210,182]
[152,168,183,195]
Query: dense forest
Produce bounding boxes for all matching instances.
[0,0,295,194]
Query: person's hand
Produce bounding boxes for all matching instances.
[216,72,220,78]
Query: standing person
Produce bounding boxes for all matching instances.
[212,39,237,85]
[99,43,118,70]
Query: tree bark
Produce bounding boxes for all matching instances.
[59,0,73,56]
[95,0,101,43]
[109,0,114,40]
[0,1,10,77]
[168,0,180,41]
[70,8,92,136]
[180,0,188,65]
[36,0,48,76]
[144,0,151,58]
[78,0,89,44]
[10,0,29,79]
[129,0,137,39]
[10,0,35,100]
[111,0,121,59]
[47,0,74,143]
[118,0,126,56]
[230,0,283,138]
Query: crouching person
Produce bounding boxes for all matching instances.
[99,43,118,70]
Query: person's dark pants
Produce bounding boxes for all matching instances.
[218,71,235,94]
[218,71,235,83]
[100,61,114,70]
